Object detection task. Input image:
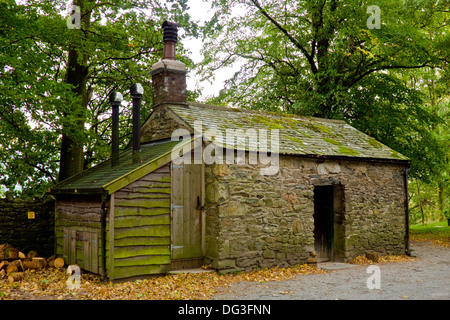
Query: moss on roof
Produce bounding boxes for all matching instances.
[169,102,409,161]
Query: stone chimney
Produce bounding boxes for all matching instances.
[151,21,187,107]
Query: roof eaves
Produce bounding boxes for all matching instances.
[48,187,105,196]
[103,137,198,194]
[47,159,114,194]
[287,152,412,165]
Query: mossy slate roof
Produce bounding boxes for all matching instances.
[171,102,409,161]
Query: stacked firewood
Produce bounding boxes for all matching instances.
[0,244,65,285]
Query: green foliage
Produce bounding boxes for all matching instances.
[0,0,198,197]
[201,0,447,113]
[409,179,450,224]
[0,1,72,196]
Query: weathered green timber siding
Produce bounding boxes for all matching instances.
[110,165,171,279]
[54,194,106,274]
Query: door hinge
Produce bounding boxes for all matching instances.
[171,204,184,210]
[172,164,184,168]
[171,244,184,251]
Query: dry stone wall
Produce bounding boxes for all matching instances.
[0,196,55,257]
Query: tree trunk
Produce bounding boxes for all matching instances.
[58,0,92,182]
[0,244,19,260]
[310,0,337,119]
[438,180,446,220]
[6,263,18,276]
[416,179,425,225]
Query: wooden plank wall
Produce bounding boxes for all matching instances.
[55,195,105,274]
[111,165,171,279]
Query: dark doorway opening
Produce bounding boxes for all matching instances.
[313,185,334,262]
[313,184,345,262]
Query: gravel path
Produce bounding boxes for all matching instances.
[213,241,450,300]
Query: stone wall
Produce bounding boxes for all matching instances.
[0,196,55,257]
[204,155,408,272]
[140,106,191,144]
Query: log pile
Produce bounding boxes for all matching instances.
[0,244,65,285]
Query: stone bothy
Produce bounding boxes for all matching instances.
[49,22,411,280]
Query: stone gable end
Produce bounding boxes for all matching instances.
[140,106,192,143]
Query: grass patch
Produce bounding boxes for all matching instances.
[410,221,450,247]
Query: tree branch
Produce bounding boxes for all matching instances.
[23,157,57,184]
[348,61,433,88]
[248,0,317,74]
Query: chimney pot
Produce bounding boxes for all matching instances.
[162,21,180,43]
[161,21,180,60]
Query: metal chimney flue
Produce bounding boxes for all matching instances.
[130,83,144,164]
[109,91,123,167]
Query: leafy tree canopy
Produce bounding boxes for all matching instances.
[0,0,198,197]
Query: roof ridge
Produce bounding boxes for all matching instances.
[185,101,346,124]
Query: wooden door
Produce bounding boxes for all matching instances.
[63,228,99,273]
[170,162,203,268]
[82,231,99,274]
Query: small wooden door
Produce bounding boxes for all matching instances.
[170,162,203,269]
[63,228,99,274]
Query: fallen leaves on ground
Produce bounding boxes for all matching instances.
[349,254,418,265]
[0,264,325,300]
[410,234,450,247]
